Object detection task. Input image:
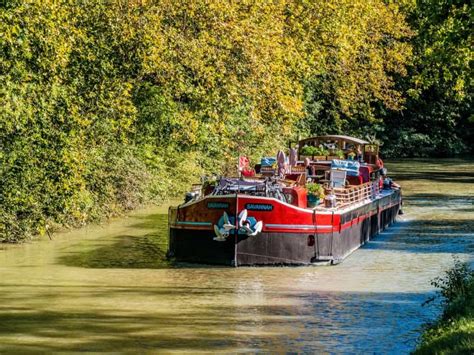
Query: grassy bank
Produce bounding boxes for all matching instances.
[414,259,474,354]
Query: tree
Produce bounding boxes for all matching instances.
[288,0,412,136]
[383,0,473,156]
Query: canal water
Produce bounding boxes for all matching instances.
[0,159,473,353]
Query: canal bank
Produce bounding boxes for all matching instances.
[0,159,473,352]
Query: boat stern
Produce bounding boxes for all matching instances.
[168,196,238,265]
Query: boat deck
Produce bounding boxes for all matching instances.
[308,183,393,212]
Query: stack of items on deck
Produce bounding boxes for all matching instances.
[330,160,373,186]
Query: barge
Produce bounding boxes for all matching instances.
[168,135,402,266]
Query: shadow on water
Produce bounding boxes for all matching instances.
[57,213,221,269]
[127,213,169,230]
[0,286,438,353]
[57,213,171,269]
[364,218,474,255]
[369,162,474,255]
[387,158,474,184]
[403,193,474,208]
[391,171,474,184]
[58,233,171,269]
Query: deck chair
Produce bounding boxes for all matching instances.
[330,169,347,188]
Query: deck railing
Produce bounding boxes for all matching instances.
[332,181,380,208]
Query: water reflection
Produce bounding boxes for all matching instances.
[0,282,436,353]
[0,159,473,353]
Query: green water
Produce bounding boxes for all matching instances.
[1,159,473,353]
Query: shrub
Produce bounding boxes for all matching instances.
[415,258,474,354]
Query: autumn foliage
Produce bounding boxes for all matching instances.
[0,1,470,241]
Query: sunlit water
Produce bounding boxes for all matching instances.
[1,159,473,353]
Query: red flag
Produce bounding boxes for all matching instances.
[239,156,250,170]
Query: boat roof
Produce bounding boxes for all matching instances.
[299,135,369,145]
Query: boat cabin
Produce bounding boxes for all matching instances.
[297,135,379,164]
[199,135,388,211]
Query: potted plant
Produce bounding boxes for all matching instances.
[300,145,317,160]
[306,183,325,208]
[347,151,356,160]
[326,148,344,160]
[314,145,329,160]
[335,149,345,159]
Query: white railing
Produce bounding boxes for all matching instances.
[332,181,380,208]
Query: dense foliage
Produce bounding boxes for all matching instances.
[382,0,473,156]
[415,259,474,354]
[0,0,471,241]
[297,0,413,134]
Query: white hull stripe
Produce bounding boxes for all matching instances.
[265,224,333,230]
[173,222,333,230]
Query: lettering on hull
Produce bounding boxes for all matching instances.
[245,203,273,211]
[207,202,230,209]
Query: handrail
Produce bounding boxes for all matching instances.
[332,181,380,208]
